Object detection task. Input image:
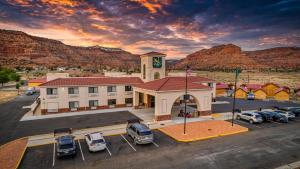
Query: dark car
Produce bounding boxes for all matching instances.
[285,107,300,117]
[269,112,288,123]
[56,135,77,158]
[54,128,76,158]
[255,111,272,122]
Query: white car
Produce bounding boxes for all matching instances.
[273,110,295,120]
[85,132,107,152]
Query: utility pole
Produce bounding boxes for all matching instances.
[232,68,241,126]
[183,65,190,134]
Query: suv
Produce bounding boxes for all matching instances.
[273,110,295,120]
[85,132,107,152]
[269,111,288,123]
[236,112,263,124]
[126,119,154,145]
[54,128,76,158]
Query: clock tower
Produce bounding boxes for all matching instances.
[140,52,166,82]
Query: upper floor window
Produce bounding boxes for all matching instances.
[46,88,57,95]
[107,86,116,93]
[108,99,116,105]
[68,87,79,94]
[88,87,98,93]
[208,83,213,87]
[125,85,132,91]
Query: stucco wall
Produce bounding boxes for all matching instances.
[140,55,166,82]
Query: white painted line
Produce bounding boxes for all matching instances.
[106,147,112,156]
[52,143,55,167]
[152,141,159,148]
[78,140,85,161]
[120,134,136,152]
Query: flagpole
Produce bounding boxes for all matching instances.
[184,65,188,134]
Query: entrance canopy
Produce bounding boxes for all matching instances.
[133,77,215,121]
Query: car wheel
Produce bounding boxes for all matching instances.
[134,138,137,145]
[236,116,240,120]
[249,119,254,124]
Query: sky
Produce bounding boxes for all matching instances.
[0,0,300,58]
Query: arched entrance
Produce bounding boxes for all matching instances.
[170,94,200,120]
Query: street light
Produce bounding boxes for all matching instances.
[232,67,242,126]
[183,65,190,134]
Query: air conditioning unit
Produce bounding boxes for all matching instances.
[70,108,78,111]
[91,106,97,110]
[126,104,133,107]
[107,92,117,96]
[109,105,116,108]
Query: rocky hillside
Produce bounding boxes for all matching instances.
[0,29,140,70]
[175,44,300,71]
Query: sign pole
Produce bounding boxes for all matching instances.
[184,65,189,134]
[232,68,241,126]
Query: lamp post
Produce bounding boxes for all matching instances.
[232,67,242,126]
[183,65,190,134]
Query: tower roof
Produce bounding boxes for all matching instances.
[140,51,166,57]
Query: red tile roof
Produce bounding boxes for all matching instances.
[141,51,166,57]
[28,78,47,83]
[262,82,280,88]
[275,88,290,94]
[40,77,143,87]
[216,83,229,89]
[134,76,213,92]
[237,87,248,93]
[243,84,262,90]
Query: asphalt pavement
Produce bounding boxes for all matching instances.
[20,120,300,169]
[0,93,37,145]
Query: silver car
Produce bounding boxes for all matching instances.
[126,120,154,145]
[273,110,295,120]
[236,112,263,124]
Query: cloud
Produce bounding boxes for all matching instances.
[130,0,171,14]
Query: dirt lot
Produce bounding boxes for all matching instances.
[0,90,18,103]
[196,71,300,89]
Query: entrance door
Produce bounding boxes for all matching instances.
[150,96,155,107]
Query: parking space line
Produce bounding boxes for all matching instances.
[152,141,159,148]
[52,143,55,167]
[78,140,85,161]
[235,120,261,128]
[120,134,136,152]
[106,147,112,156]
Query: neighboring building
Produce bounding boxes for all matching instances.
[274,88,290,101]
[262,83,280,97]
[234,87,248,99]
[241,84,262,92]
[28,78,47,88]
[296,90,300,101]
[253,89,267,100]
[216,83,229,96]
[39,51,216,121]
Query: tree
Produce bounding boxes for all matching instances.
[16,83,20,95]
[0,71,9,86]
[9,72,21,82]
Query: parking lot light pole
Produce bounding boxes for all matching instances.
[183,65,190,134]
[232,68,241,126]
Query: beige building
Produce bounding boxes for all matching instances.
[39,52,216,121]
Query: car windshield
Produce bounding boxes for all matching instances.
[139,130,152,136]
[59,143,73,149]
[255,115,261,118]
[92,139,104,144]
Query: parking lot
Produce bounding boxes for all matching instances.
[20,130,178,169]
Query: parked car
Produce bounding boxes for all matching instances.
[255,111,272,122]
[273,110,295,120]
[25,90,34,95]
[54,128,76,158]
[268,111,288,123]
[236,112,263,124]
[85,132,107,152]
[126,119,154,145]
[247,93,255,100]
[282,107,300,117]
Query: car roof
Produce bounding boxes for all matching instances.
[88,132,103,140]
[132,123,150,132]
[58,135,73,145]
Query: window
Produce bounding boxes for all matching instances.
[107,86,116,92]
[125,85,132,91]
[154,72,160,79]
[108,99,116,105]
[69,101,79,109]
[208,83,213,87]
[143,64,146,79]
[88,87,98,93]
[68,87,79,94]
[125,98,133,104]
[47,88,58,95]
[89,100,98,107]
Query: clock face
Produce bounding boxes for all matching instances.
[152,57,162,68]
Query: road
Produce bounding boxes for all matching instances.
[0,93,37,145]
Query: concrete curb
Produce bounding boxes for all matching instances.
[275,161,300,169]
